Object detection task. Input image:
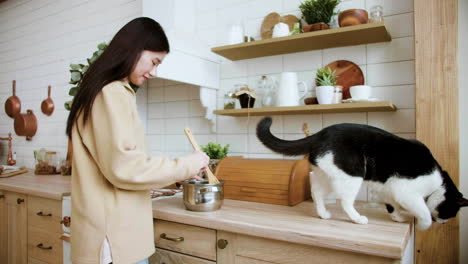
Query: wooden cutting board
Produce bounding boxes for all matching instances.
[325,60,364,99]
[0,168,29,178]
[261,12,299,39]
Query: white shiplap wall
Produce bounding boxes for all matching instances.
[145,0,416,201]
[0,0,142,167]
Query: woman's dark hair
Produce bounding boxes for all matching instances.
[66,17,169,138]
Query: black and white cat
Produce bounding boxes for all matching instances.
[256,117,468,230]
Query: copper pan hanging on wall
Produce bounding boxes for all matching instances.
[14,109,37,141]
[41,85,54,116]
[4,80,21,118]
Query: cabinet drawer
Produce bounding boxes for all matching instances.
[217,232,397,264]
[28,196,61,234]
[28,226,62,263]
[154,220,216,261]
[5,191,27,205]
[153,248,216,264]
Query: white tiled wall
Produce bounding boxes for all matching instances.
[1,0,416,202]
[0,0,142,167]
[144,0,416,201]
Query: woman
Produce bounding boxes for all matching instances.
[66,17,209,264]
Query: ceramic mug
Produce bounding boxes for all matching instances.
[350,85,371,99]
[316,86,335,104]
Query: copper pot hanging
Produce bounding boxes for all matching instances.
[14,109,37,141]
[41,85,54,116]
[4,80,21,118]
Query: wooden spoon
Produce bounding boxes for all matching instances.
[184,128,220,184]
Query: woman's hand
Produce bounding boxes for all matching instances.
[187,150,209,178]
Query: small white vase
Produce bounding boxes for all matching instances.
[316,86,335,104]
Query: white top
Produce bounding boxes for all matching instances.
[101,238,112,264]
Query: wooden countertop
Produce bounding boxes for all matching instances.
[152,196,412,259]
[0,170,71,200]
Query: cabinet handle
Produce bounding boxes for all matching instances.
[36,211,52,217]
[160,233,184,242]
[17,198,24,204]
[217,239,228,249]
[36,243,52,250]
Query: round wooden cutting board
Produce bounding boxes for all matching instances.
[324,60,364,99]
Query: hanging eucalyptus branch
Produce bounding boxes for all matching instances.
[65,42,139,110]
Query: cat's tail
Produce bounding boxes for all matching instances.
[256,117,311,156]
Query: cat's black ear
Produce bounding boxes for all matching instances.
[458,197,468,207]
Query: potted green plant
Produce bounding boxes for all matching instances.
[315,67,338,104]
[200,142,230,173]
[299,0,341,32]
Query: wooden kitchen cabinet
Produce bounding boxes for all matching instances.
[152,220,403,264]
[216,231,400,264]
[4,191,28,264]
[152,220,216,263]
[27,196,63,263]
[0,191,8,262]
[0,189,63,264]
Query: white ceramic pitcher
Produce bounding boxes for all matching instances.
[275,72,307,107]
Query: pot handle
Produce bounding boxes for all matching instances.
[27,109,33,115]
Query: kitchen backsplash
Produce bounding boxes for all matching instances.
[144,0,416,201]
[1,0,415,201]
[0,0,143,167]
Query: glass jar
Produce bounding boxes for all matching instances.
[45,151,59,172]
[333,86,343,104]
[369,5,384,23]
[223,92,236,109]
[258,76,275,107]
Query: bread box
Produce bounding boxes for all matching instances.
[215,157,311,206]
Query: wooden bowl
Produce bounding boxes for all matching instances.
[338,9,368,27]
[304,97,318,105]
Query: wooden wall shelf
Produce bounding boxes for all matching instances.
[213,101,396,116]
[211,23,391,61]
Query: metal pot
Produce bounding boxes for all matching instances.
[14,109,37,141]
[181,180,224,212]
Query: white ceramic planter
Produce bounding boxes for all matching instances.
[316,86,335,104]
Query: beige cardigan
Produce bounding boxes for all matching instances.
[70,80,200,264]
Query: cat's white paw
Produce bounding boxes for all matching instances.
[391,213,410,223]
[416,218,432,230]
[353,215,368,225]
[318,210,332,219]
